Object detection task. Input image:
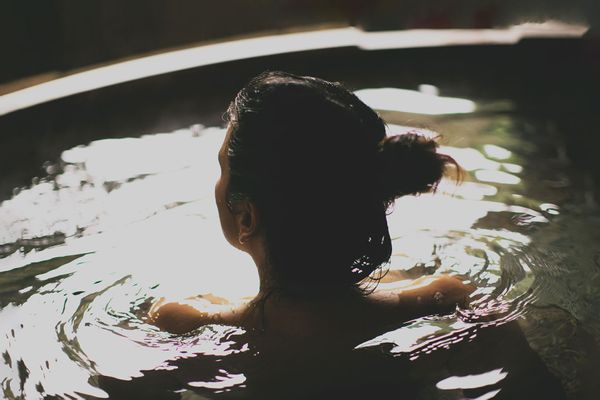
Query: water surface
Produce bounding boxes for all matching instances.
[1,91,599,399]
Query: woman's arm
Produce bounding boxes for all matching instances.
[371,274,476,318]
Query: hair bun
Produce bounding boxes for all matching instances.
[378,132,458,204]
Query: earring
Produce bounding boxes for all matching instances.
[239,236,247,245]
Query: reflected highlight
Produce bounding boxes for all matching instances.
[436,368,507,390]
[354,88,476,115]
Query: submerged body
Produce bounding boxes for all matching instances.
[145,276,562,400]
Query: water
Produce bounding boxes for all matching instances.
[1,92,599,399]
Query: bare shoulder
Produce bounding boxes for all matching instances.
[368,274,475,317]
[148,295,250,334]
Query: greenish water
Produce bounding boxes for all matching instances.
[0,92,599,399]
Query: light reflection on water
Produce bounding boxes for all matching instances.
[354,87,476,115]
[0,99,599,398]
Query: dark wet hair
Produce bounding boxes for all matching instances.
[225,71,459,292]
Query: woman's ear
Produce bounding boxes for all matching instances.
[232,200,259,246]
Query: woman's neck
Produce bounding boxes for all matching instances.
[253,254,363,303]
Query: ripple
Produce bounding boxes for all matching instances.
[1,116,597,398]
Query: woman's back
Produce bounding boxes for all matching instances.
[146,71,549,398]
[147,276,562,400]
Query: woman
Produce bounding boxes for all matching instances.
[150,71,473,335]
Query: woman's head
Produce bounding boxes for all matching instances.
[216,71,458,292]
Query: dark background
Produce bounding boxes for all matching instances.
[1,0,598,85]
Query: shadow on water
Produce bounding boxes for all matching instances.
[95,321,563,400]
